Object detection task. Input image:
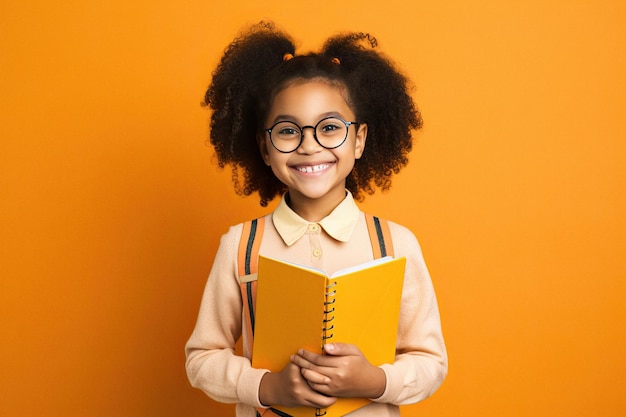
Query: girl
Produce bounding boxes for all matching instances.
[185,22,447,417]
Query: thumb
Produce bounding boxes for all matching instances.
[323,343,361,356]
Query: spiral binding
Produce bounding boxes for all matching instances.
[322,282,337,344]
[314,282,337,417]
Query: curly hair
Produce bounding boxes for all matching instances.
[204,22,422,206]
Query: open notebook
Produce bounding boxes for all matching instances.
[252,255,406,417]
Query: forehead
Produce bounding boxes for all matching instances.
[268,79,355,120]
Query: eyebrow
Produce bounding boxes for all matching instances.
[270,111,346,125]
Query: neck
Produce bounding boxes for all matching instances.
[286,190,346,222]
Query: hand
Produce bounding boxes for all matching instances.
[291,343,386,399]
[259,362,337,409]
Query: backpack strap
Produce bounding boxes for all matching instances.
[238,216,265,356]
[238,217,264,278]
[238,217,289,417]
[365,213,394,258]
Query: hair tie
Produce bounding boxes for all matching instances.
[283,53,294,62]
[331,57,341,65]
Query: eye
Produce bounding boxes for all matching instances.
[278,127,298,135]
[321,124,340,132]
[273,122,301,139]
[318,118,345,136]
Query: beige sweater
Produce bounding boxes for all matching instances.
[185,195,447,416]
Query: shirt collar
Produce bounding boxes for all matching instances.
[272,191,360,246]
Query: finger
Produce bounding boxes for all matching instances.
[306,393,337,409]
[307,381,334,397]
[296,349,342,368]
[300,367,331,385]
[290,353,317,369]
[282,364,336,408]
[295,349,325,364]
[293,353,333,379]
[323,343,362,356]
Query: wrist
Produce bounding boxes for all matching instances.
[259,371,277,406]
[366,366,387,399]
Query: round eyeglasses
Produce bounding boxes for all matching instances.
[265,116,358,153]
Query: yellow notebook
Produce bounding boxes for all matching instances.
[252,255,406,417]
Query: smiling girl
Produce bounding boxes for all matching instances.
[185,22,447,417]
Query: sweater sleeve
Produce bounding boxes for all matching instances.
[185,224,269,408]
[373,222,448,405]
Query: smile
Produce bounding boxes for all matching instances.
[294,163,332,173]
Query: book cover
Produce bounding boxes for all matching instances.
[252,255,406,417]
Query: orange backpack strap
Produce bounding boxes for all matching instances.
[238,217,265,353]
[365,213,394,258]
[238,217,264,277]
[238,218,284,417]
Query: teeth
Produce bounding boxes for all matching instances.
[296,164,329,173]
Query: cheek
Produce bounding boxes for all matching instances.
[267,160,290,186]
[264,150,290,173]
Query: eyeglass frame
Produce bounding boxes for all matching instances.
[264,116,359,154]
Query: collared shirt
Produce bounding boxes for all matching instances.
[268,192,369,272]
[273,191,360,246]
[185,196,448,417]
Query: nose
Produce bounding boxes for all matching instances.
[296,126,322,154]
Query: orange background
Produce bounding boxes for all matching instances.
[1,1,625,416]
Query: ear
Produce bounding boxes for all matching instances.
[354,123,368,159]
[257,133,272,166]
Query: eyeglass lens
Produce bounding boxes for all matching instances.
[268,117,351,153]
